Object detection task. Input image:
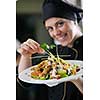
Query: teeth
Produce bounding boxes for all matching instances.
[58,35,65,40]
[56,33,67,42]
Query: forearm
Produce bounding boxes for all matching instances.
[71,77,83,94]
[18,55,32,73]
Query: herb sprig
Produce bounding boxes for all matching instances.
[40,43,56,59]
[40,43,55,51]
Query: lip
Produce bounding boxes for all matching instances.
[56,33,67,41]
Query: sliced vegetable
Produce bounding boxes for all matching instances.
[39,77,46,80]
[57,70,68,78]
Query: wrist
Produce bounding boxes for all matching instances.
[21,54,32,58]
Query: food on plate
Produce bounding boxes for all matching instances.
[30,54,80,80]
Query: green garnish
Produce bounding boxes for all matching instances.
[40,43,55,51]
[50,44,56,49]
[57,70,68,78]
[40,43,56,59]
[40,43,50,51]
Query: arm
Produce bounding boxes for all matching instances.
[17,39,44,73]
[18,55,32,73]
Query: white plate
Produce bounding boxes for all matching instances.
[18,60,83,87]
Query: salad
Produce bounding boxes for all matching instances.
[30,53,80,80]
[30,43,80,80]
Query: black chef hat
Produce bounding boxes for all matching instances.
[42,0,83,24]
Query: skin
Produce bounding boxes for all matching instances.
[18,17,82,93]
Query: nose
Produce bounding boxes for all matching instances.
[53,28,61,36]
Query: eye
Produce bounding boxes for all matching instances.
[57,21,64,27]
[46,27,53,33]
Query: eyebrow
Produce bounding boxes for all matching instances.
[55,20,64,25]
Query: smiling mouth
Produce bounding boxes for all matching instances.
[56,33,67,41]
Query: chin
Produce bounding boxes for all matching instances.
[60,42,68,46]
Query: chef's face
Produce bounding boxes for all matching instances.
[45,17,77,46]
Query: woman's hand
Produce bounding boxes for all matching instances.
[71,77,83,94]
[17,39,44,57]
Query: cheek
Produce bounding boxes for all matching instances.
[61,25,69,33]
[67,31,73,40]
[68,27,76,40]
[63,25,73,38]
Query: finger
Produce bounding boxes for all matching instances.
[21,43,37,54]
[26,39,44,53]
[38,48,45,54]
[21,47,35,55]
[27,39,40,49]
[24,42,41,54]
